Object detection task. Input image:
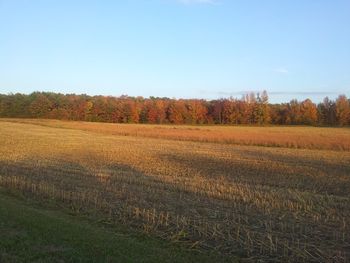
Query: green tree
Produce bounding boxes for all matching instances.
[29,93,53,118]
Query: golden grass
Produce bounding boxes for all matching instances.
[2,118,350,151]
[0,119,349,262]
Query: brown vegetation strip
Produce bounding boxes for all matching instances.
[2,118,350,151]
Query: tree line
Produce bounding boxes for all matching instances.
[0,91,349,126]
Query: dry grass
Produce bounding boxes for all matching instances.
[0,119,349,262]
[2,118,350,151]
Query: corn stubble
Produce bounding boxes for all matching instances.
[0,120,349,262]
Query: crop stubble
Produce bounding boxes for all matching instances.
[0,120,349,262]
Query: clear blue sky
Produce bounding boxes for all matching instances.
[1,0,349,103]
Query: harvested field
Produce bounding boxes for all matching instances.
[0,119,349,262]
[4,118,350,151]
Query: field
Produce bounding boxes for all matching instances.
[0,189,227,263]
[0,119,349,262]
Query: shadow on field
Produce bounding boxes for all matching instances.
[0,160,96,191]
[157,150,350,196]
[238,147,350,174]
[236,148,350,196]
[0,158,269,220]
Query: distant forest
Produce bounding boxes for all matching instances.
[0,91,349,126]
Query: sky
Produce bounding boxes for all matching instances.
[0,0,349,103]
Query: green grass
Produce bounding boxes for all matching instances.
[0,189,233,263]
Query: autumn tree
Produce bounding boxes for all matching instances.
[211,99,224,124]
[253,91,271,124]
[154,100,167,124]
[122,99,140,123]
[167,100,187,124]
[270,104,289,125]
[186,100,208,124]
[299,99,318,125]
[0,91,348,126]
[243,92,257,124]
[286,100,301,124]
[317,97,336,125]
[335,95,350,126]
[222,99,240,124]
[141,99,167,124]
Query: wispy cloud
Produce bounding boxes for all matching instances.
[273,68,289,74]
[177,0,219,5]
[269,91,338,96]
[214,91,338,96]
